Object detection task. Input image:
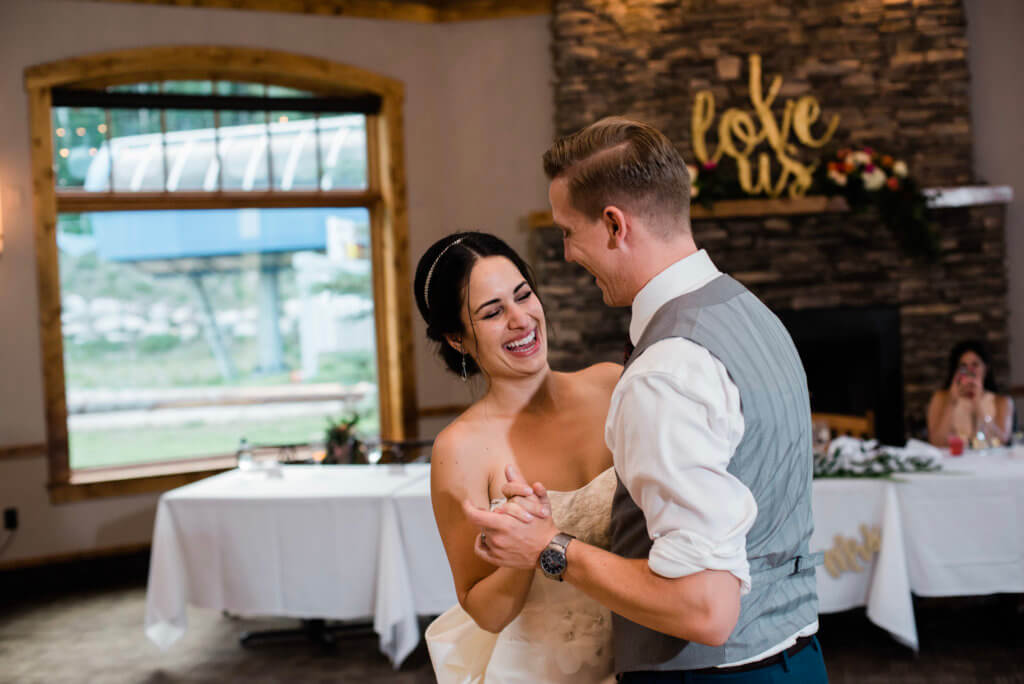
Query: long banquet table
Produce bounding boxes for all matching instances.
[145,447,1024,664]
[811,446,1024,650]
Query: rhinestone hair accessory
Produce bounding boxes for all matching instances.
[423,236,466,312]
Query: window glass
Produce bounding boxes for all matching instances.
[318,115,368,190]
[269,111,320,191]
[53,107,108,190]
[58,207,377,469]
[109,108,165,192]
[54,81,369,194]
[163,110,217,192]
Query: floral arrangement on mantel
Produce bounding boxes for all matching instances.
[687,149,939,260]
[817,147,938,259]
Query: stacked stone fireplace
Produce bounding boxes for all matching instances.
[529,0,1010,439]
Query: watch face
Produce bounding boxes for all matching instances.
[539,548,567,577]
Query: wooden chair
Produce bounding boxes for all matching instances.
[812,411,875,440]
[1010,386,1023,434]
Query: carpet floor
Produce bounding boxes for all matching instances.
[0,553,1021,683]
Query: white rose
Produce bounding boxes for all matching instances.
[863,166,887,191]
[828,169,848,186]
[850,150,872,167]
[892,160,908,178]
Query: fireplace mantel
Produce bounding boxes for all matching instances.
[527,185,1013,228]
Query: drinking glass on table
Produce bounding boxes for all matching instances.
[236,437,254,470]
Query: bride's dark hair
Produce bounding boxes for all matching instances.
[413,231,541,377]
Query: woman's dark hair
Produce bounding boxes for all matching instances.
[413,231,541,377]
[943,339,998,392]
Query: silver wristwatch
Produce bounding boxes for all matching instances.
[538,532,574,581]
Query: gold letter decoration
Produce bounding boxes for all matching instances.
[823,524,882,579]
[691,54,840,198]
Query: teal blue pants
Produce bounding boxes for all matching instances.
[617,636,828,683]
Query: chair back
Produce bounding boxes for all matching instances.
[812,411,875,440]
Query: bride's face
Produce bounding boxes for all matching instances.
[452,256,547,379]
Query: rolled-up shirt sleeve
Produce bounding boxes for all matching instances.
[606,338,757,594]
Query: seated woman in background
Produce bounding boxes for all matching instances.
[927,339,1015,448]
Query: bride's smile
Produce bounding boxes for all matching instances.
[503,328,539,356]
[458,255,548,377]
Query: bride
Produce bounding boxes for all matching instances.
[414,231,620,683]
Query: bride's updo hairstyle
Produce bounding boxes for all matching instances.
[414,231,541,378]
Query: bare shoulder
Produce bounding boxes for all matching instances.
[573,362,623,395]
[430,413,497,499]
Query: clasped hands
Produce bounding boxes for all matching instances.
[462,464,559,570]
[950,370,984,411]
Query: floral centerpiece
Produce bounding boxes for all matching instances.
[817,147,939,259]
[323,412,365,464]
[813,437,943,478]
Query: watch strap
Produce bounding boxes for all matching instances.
[550,532,574,553]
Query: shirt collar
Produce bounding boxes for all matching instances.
[629,249,721,344]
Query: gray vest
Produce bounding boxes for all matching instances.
[611,274,820,672]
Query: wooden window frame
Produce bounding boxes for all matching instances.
[25,47,417,503]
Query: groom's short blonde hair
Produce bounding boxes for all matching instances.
[542,117,691,234]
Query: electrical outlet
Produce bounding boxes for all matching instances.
[3,508,17,531]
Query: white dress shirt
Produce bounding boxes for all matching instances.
[605,249,817,666]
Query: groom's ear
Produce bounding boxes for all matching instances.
[602,205,629,248]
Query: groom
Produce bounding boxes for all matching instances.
[463,117,828,682]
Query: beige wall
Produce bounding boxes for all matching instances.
[964,0,1024,395]
[0,0,552,564]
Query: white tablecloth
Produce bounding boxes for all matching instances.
[391,474,459,617]
[147,449,1024,663]
[810,446,1024,650]
[144,463,446,666]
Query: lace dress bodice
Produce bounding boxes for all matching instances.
[425,467,617,684]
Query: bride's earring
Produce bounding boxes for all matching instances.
[461,353,468,382]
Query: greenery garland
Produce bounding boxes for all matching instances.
[813,442,943,479]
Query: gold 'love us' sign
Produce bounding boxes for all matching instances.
[691,54,840,198]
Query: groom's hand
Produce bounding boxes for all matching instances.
[463,499,557,570]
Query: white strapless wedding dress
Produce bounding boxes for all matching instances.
[425,467,617,684]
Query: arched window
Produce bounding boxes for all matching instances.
[25,47,415,501]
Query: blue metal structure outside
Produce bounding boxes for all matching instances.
[92,207,367,262]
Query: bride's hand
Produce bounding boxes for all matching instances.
[498,464,551,521]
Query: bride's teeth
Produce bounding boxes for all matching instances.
[505,330,536,350]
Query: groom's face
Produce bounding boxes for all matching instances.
[549,177,627,307]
